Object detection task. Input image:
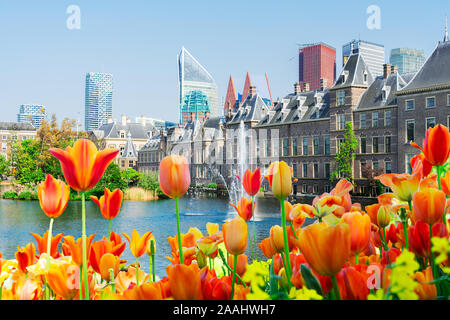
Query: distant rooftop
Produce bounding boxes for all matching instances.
[298,42,336,50]
[0,121,36,131]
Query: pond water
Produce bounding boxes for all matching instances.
[0,197,298,277]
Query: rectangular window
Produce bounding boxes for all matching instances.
[324,163,331,178]
[360,113,366,129]
[448,115,450,127]
[372,112,379,128]
[373,161,379,170]
[361,137,366,154]
[385,161,392,174]
[302,137,308,155]
[265,140,270,157]
[313,136,320,155]
[360,161,367,178]
[385,110,391,126]
[406,120,415,143]
[385,136,392,153]
[337,114,345,130]
[324,185,331,193]
[447,94,450,106]
[405,99,414,110]
[337,138,344,153]
[282,138,289,156]
[426,117,436,130]
[293,163,297,177]
[313,163,319,178]
[302,184,307,193]
[303,163,308,178]
[313,184,319,194]
[324,135,330,155]
[337,90,345,106]
[406,154,414,174]
[373,137,379,153]
[292,137,298,156]
[426,97,435,108]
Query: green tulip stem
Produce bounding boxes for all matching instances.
[108,219,111,238]
[136,258,140,286]
[331,275,341,300]
[175,197,184,264]
[109,268,116,294]
[45,218,54,300]
[280,199,292,286]
[150,240,156,282]
[81,192,89,300]
[230,254,238,300]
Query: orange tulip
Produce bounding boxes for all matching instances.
[167,263,202,300]
[146,234,157,256]
[408,221,448,259]
[45,263,80,300]
[222,217,247,255]
[413,188,446,225]
[337,266,370,300]
[242,168,262,196]
[30,230,63,258]
[16,278,43,300]
[376,172,421,202]
[117,282,164,300]
[99,253,120,282]
[270,225,290,253]
[115,266,147,292]
[376,205,391,228]
[49,139,119,192]
[158,155,191,199]
[122,229,153,258]
[206,223,219,236]
[441,171,450,196]
[90,188,123,220]
[258,237,277,259]
[62,234,96,267]
[413,267,437,300]
[312,194,343,218]
[229,197,253,221]
[89,238,126,274]
[330,179,354,214]
[340,212,371,255]
[411,153,433,178]
[411,124,450,166]
[167,231,198,253]
[297,222,351,276]
[227,254,248,277]
[265,161,293,200]
[15,243,36,273]
[37,174,70,218]
[197,236,219,256]
[283,201,294,222]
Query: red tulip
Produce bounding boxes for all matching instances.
[90,188,123,220]
[37,175,70,218]
[229,197,253,221]
[411,124,450,166]
[242,168,261,196]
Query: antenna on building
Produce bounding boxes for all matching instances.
[445,14,449,42]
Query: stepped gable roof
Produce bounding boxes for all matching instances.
[332,54,374,89]
[120,132,138,158]
[0,122,36,131]
[398,41,450,93]
[357,73,404,109]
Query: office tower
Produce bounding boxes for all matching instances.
[389,48,426,74]
[298,42,336,91]
[180,90,211,126]
[178,47,218,123]
[343,39,385,77]
[84,72,113,131]
[17,104,46,128]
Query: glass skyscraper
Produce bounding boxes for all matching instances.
[85,72,113,131]
[343,40,385,77]
[178,47,218,123]
[17,104,46,128]
[389,48,425,74]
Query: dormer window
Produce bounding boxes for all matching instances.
[120,131,125,139]
[382,89,387,102]
[363,72,368,83]
[343,70,349,83]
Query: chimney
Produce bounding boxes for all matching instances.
[205,111,210,120]
[126,117,131,124]
[383,64,392,79]
[390,65,398,74]
[320,78,328,91]
[294,82,301,95]
[141,115,146,126]
[121,114,127,126]
[249,86,256,97]
[107,117,113,124]
[302,82,310,92]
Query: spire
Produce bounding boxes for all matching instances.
[445,15,449,42]
[224,75,237,114]
[265,72,273,107]
[240,72,252,102]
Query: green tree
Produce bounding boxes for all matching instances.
[138,171,160,192]
[87,163,128,198]
[0,155,8,177]
[11,139,45,185]
[331,121,359,183]
[121,168,143,186]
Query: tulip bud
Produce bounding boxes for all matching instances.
[196,249,207,269]
[377,206,391,228]
[222,217,247,255]
[270,225,285,253]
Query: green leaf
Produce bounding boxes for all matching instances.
[300,264,323,296]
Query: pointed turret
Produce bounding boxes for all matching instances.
[240,72,252,102]
[444,15,449,42]
[223,75,237,114]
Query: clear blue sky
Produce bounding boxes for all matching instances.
[0,0,448,124]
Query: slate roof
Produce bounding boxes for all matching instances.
[120,132,138,158]
[139,133,163,152]
[0,122,36,131]
[398,41,450,93]
[228,93,269,124]
[332,54,374,89]
[357,73,405,109]
[94,121,155,139]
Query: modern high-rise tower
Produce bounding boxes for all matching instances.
[84,72,113,131]
[178,47,218,123]
[298,42,336,91]
[343,39,385,77]
[389,48,426,74]
[17,104,46,128]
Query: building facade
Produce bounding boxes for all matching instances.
[178,47,218,123]
[298,42,336,91]
[85,72,113,131]
[17,105,46,129]
[180,90,211,126]
[0,122,37,160]
[390,48,426,74]
[343,39,385,78]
